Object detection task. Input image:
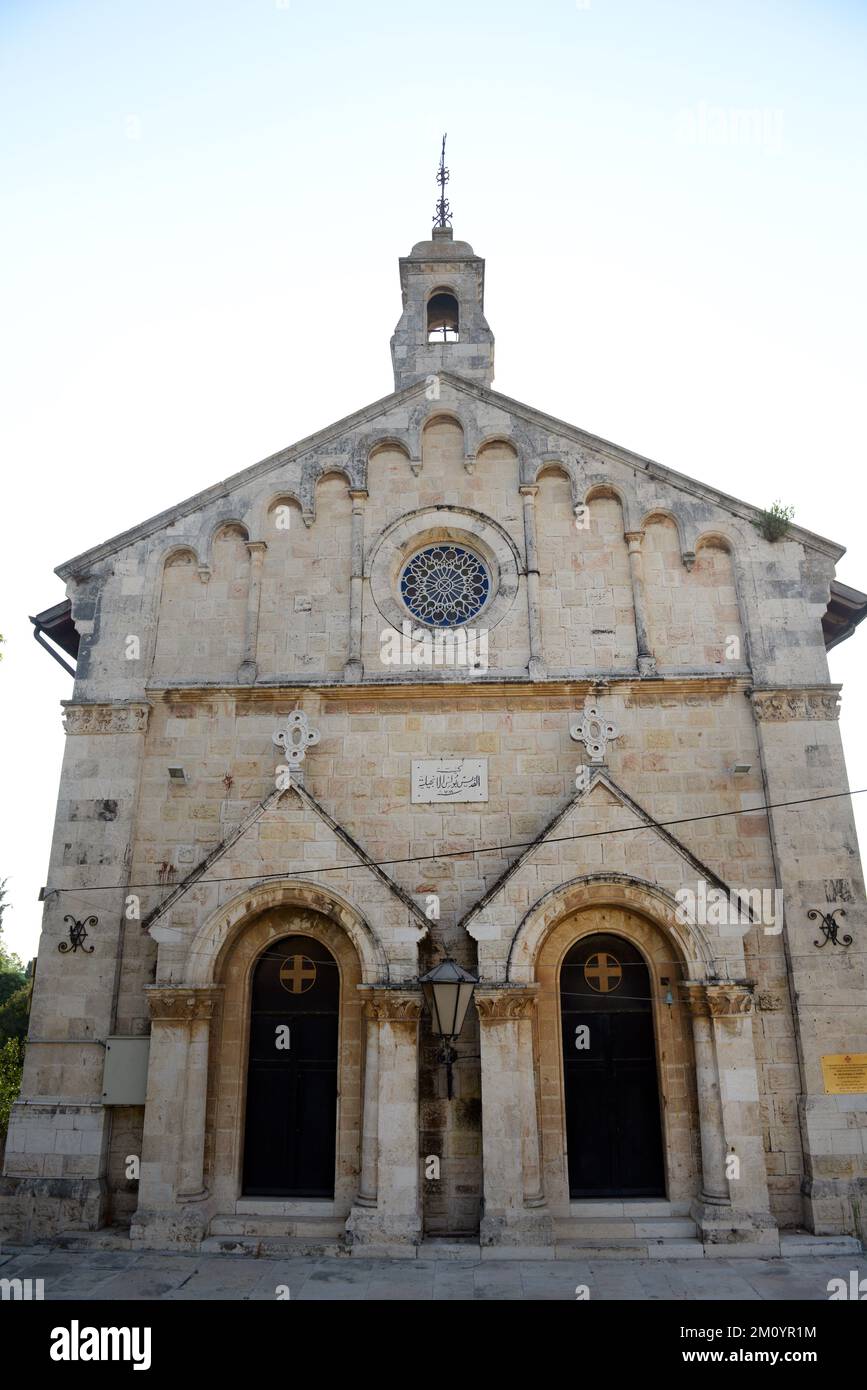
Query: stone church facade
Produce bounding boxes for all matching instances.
[4,219,867,1258]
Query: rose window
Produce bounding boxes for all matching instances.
[399,545,490,627]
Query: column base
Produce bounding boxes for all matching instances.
[237,660,257,684]
[130,1205,209,1251]
[690,1199,780,1256]
[800,1177,867,1240]
[637,655,658,677]
[343,660,364,682]
[0,1176,108,1241]
[528,659,547,681]
[480,1207,554,1249]
[344,1203,421,1257]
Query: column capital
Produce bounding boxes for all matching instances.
[145,985,223,1023]
[624,529,646,549]
[348,488,369,503]
[518,484,539,500]
[363,989,423,1023]
[245,540,267,557]
[475,986,539,1021]
[681,981,753,1017]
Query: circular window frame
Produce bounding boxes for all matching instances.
[398,542,491,628]
[368,508,521,635]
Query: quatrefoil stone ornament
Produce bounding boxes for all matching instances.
[273,711,321,771]
[570,702,620,764]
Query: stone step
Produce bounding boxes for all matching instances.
[418,1240,482,1262]
[51,1229,133,1252]
[210,1214,344,1239]
[554,1238,705,1260]
[201,1234,346,1257]
[568,1200,689,1219]
[558,1217,698,1240]
[780,1233,863,1257]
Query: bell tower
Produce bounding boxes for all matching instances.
[390,138,495,392]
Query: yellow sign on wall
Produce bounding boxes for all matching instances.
[821,1054,867,1095]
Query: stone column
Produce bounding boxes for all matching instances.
[132,985,222,1248]
[519,485,546,680]
[356,1003,381,1206]
[681,984,731,1207]
[624,530,657,676]
[476,988,552,1248]
[344,488,367,682]
[238,540,267,684]
[684,982,778,1255]
[346,990,422,1254]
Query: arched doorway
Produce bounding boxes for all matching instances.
[242,934,339,1197]
[561,932,665,1197]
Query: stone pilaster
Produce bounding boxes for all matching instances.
[682,982,779,1254]
[0,701,151,1239]
[131,986,222,1248]
[345,990,423,1255]
[237,540,267,684]
[344,489,367,682]
[749,684,867,1239]
[624,530,657,676]
[519,486,546,680]
[476,987,552,1248]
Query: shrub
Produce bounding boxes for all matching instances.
[754,500,795,542]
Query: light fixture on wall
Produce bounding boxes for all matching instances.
[419,957,478,1100]
[731,762,752,774]
[167,766,187,782]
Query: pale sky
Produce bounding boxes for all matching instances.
[1,0,865,960]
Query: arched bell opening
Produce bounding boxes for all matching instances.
[427,289,460,342]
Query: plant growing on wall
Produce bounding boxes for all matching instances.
[754,500,795,542]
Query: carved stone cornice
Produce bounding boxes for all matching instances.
[62,702,150,736]
[364,991,423,1023]
[680,982,754,1017]
[475,987,539,1022]
[750,688,841,722]
[146,986,223,1023]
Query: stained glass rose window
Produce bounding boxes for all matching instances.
[400,544,490,627]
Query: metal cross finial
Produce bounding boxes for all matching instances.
[433,133,452,229]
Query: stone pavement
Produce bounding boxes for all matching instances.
[2,1245,866,1300]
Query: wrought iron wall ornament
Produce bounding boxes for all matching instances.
[59,914,97,954]
[808,908,853,948]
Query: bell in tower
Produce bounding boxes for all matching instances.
[390,138,495,392]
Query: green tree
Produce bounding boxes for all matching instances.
[0,982,31,1043]
[0,1037,24,1138]
[0,879,26,1010]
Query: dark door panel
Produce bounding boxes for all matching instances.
[243,935,339,1198]
[561,934,665,1198]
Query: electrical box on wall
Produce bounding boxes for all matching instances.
[102,1037,150,1105]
